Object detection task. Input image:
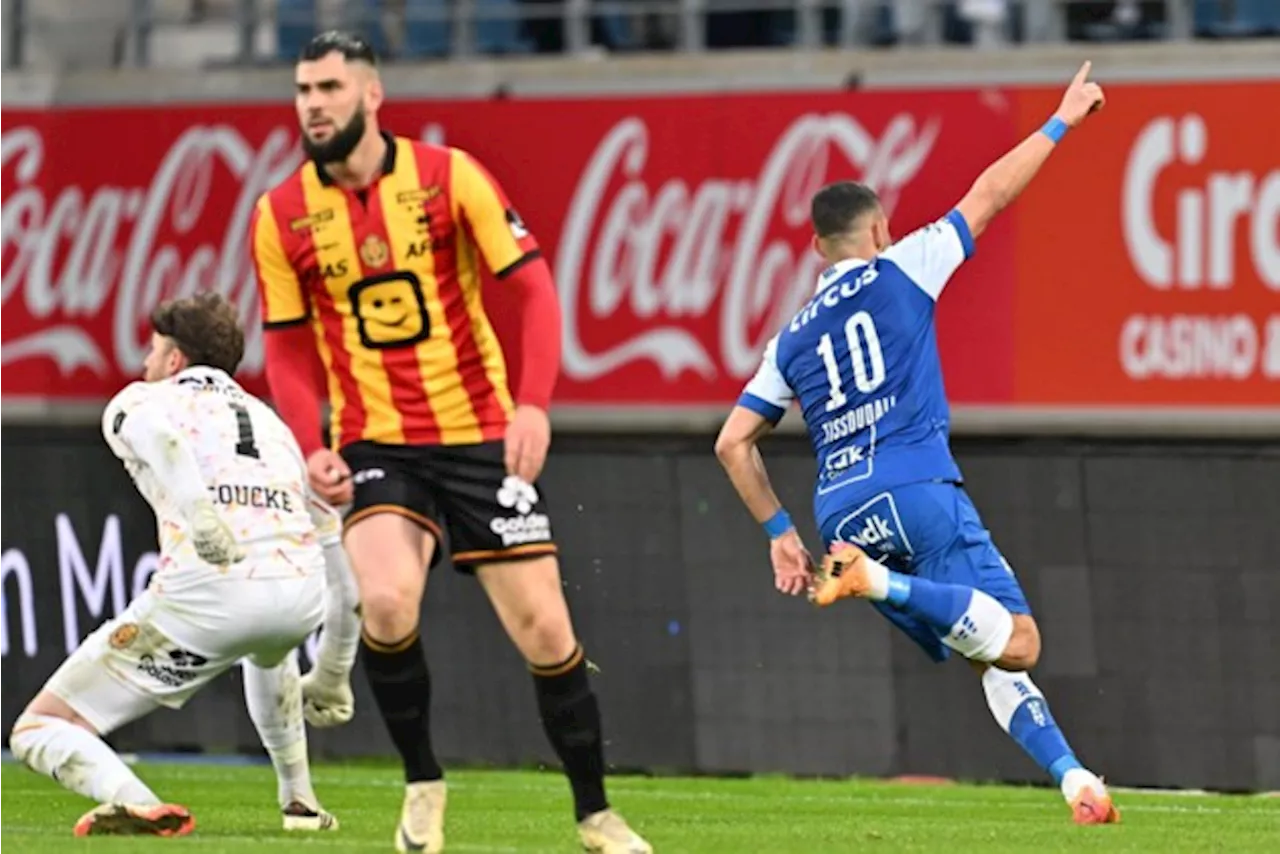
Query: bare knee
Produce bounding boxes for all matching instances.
[994,615,1041,671]
[513,607,576,665]
[478,557,577,665]
[359,580,422,642]
[494,578,577,664]
[344,513,433,643]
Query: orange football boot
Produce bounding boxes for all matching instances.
[810,542,875,607]
[1070,785,1121,825]
[73,803,195,837]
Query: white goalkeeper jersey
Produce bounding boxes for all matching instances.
[101,366,339,593]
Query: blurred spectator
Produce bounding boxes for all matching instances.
[518,0,641,53]
[278,0,388,61]
[957,0,1008,47]
[1065,1,1166,40]
[278,0,533,60]
[31,0,1280,69]
[1195,0,1280,37]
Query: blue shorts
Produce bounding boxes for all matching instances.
[819,481,1030,663]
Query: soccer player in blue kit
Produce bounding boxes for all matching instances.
[714,62,1120,825]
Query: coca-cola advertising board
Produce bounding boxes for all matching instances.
[1,91,1016,410]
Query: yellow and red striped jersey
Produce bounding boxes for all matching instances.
[250,133,540,449]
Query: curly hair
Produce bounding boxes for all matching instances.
[149,292,246,376]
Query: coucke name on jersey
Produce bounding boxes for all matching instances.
[790,265,880,332]
[207,483,295,512]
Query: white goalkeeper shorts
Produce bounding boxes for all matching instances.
[44,571,324,736]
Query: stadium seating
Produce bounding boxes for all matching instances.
[4,0,1279,70]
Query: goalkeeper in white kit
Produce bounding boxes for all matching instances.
[7,292,361,837]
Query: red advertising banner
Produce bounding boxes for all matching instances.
[1,91,1018,408]
[1011,80,1280,407]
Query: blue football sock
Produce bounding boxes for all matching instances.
[982,668,1082,784]
[884,573,972,632]
[1011,696,1081,783]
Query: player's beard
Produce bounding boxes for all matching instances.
[302,106,367,164]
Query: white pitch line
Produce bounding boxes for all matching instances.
[0,827,523,852]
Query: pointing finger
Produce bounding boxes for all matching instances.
[1073,60,1092,86]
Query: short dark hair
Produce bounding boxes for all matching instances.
[299,30,378,65]
[150,292,246,376]
[810,182,882,238]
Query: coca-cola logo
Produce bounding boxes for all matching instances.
[1,106,939,398]
[556,112,940,382]
[1,124,303,380]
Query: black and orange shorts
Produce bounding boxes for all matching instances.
[339,440,557,570]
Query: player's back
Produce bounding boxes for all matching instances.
[770,213,974,530]
[104,367,322,587]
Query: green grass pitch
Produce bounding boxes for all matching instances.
[3,760,1277,852]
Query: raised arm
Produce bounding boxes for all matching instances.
[956,61,1105,241]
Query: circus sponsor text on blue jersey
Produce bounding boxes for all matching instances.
[736,209,977,534]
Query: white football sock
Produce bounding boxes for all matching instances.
[858,554,892,601]
[1060,767,1107,804]
[981,666,1043,733]
[9,713,159,805]
[941,589,1015,662]
[243,653,317,808]
[313,540,361,680]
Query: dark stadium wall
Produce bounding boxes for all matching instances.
[2,426,1277,792]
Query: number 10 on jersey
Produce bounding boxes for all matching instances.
[817,311,886,412]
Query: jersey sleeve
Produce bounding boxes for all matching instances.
[736,336,795,425]
[101,382,155,462]
[879,209,975,301]
[449,148,540,278]
[102,383,210,513]
[251,195,310,328]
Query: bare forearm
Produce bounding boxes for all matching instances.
[980,133,1055,206]
[718,444,786,525]
[958,129,1058,237]
[955,61,1105,245]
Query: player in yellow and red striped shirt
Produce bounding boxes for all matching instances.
[249,31,650,854]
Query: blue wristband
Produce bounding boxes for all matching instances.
[1041,117,1068,144]
[763,509,793,539]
